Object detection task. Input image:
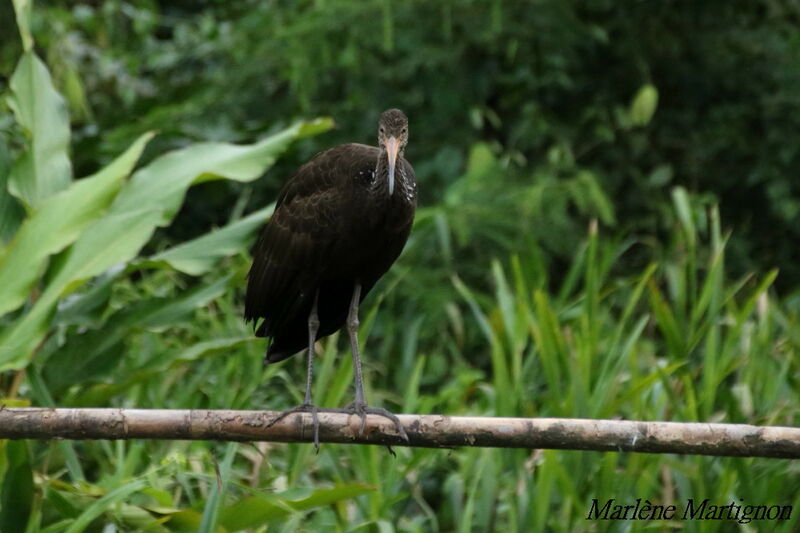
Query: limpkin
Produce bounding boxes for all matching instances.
[245,109,416,447]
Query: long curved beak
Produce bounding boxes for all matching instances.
[385,136,400,196]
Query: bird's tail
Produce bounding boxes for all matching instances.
[263,332,307,364]
[263,344,295,365]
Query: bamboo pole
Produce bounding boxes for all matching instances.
[0,408,797,458]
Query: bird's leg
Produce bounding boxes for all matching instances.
[343,281,409,442]
[267,290,323,451]
[302,292,320,408]
[348,282,366,408]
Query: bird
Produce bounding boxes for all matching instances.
[245,109,416,448]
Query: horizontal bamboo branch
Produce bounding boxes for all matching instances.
[0,408,797,458]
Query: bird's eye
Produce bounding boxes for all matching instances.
[402,127,407,134]
[379,127,385,134]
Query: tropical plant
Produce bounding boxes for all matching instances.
[1,2,798,532]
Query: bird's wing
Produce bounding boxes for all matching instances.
[245,151,353,336]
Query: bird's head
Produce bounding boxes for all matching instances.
[378,109,408,195]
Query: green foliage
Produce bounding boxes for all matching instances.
[0,117,331,369]
[0,36,332,367]
[1,2,799,532]
[142,205,274,276]
[21,0,800,287]
[0,132,153,316]
[0,440,34,533]
[6,51,72,210]
[629,84,659,127]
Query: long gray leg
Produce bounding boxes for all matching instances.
[304,291,320,405]
[344,281,409,442]
[347,282,366,407]
[267,290,323,450]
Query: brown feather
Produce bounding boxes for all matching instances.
[245,141,416,362]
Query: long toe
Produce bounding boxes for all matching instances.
[360,406,409,442]
[266,403,318,428]
[323,405,409,442]
[267,403,324,451]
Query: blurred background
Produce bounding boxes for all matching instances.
[1,1,799,531]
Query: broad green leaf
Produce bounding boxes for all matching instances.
[143,204,274,275]
[630,84,658,126]
[112,118,332,225]
[43,276,231,391]
[12,0,33,51]
[218,484,375,531]
[7,52,72,209]
[61,119,330,288]
[0,440,33,533]
[0,207,159,369]
[0,118,329,369]
[0,133,153,317]
[64,479,147,533]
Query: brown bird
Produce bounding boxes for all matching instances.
[245,109,416,447]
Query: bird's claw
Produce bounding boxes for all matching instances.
[267,403,322,452]
[341,403,410,443]
[267,403,409,451]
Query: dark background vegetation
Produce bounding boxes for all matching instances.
[3,0,799,288]
[1,1,799,531]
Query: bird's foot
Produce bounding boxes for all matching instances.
[267,403,322,452]
[334,403,409,443]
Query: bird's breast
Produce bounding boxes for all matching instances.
[312,181,413,280]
